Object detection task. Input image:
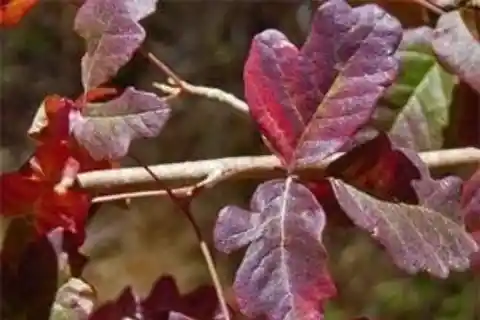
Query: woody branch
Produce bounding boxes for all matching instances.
[77,54,480,203]
[78,147,480,203]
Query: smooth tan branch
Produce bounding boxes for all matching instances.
[79,147,480,202]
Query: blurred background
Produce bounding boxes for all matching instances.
[0,1,478,319]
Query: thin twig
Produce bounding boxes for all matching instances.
[146,52,185,89]
[91,168,236,204]
[79,147,480,193]
[128,154,231,320]
[200,241,231,319]
[153,82,249,114]
[408,0,445,14]
[147,51,249,114]
[128,154,201,238]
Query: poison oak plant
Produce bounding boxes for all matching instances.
[0,0,479,319]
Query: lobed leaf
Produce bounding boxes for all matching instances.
[214,178,336,320]
[432,9,480,93]
[74,0,158,91]
[377,27,457,151]
[89,275,218,320]
[329,178,478,278]
[244,0,401,169]
[71,87,171,160]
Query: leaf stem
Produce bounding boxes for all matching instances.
[146,51,249,114]
[407,0,445,15]
[146,52,186,90]
[128,154,231,320]
[200,241,231,320]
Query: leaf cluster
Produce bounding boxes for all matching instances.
[0,0,479,319]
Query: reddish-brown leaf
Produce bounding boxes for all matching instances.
[244,0,401,169]
[304,179,354,228]
[326,133,421,203]
[89,275,218,320]
[0,0,38,27]
[326,132,464,219]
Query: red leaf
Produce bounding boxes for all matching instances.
[326,132,464,222]
[244,0,401,169]
[326,133,421,203]
[34,188,90,236]
[28,95,76,143]
[27,94,116,170]
[0,171,42,216]
[0,0,38,27]
[75,87,119,104]
[214,177,336,319]
[304,179,354,228]
[0,140,91,239]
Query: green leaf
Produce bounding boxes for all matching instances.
[375,27,458,151]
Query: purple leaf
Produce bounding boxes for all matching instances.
[433,9,480,93]
[244,0,401,169]
[214,178,336,320]
[329,178,478,278]
[412,175,464,223]
[74,0,159,90]
[71,87,171,160]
